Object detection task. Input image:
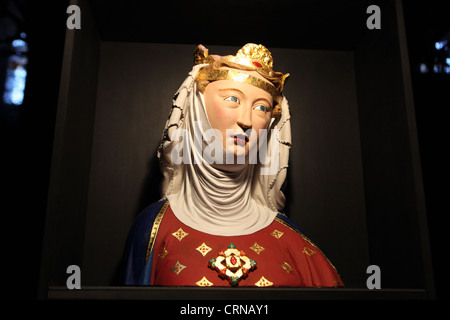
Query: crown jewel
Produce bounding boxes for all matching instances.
[232,43,274,69]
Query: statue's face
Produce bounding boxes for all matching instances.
[203,78,273,157]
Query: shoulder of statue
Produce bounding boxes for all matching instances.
[128,199,169,242]
[274,213,311,240]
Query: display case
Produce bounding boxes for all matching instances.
[38,0,434,299]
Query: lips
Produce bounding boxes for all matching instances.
[233,134,249,146]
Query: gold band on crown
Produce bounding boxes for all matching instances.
[194,44,289,117]
[196,69,281,101]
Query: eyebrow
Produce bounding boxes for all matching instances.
[254,97,273,108]
[218,88,273,107]
[218,88,245,95]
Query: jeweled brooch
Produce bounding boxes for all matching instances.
[208,243,257,286]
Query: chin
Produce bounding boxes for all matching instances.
[223,145,248,160]
[232,146,248,156]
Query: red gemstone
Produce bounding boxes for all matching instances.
[252,61,262,68]
[230,256,237,265]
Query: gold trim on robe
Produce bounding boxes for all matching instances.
[145,200,169,263]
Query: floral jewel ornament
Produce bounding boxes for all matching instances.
[208,243,257,286]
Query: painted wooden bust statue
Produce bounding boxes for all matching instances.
[124,44,343,287]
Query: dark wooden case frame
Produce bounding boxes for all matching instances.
[39,0,435,299]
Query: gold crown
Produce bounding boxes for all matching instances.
[194,43,289,117]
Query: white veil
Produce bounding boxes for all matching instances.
[157,64,292,236]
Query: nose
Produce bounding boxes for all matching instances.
[236,105,252,130]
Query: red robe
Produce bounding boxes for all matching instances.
[146,202,343,287]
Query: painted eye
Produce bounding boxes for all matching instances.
[225,96,240,103]
[253,105,267,112]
